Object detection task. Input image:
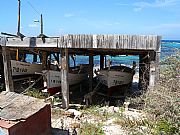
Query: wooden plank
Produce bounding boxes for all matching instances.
[0,37,6,46]
[1,35,161,51]
[2,47,14,92]
[5,37,58,47]
[156,36,162,52]
[61,48,69,109]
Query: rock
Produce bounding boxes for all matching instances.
[69,122,80,128]
[67,109,82,118]
[107,106,115,114]
[103,118,116,125]
[63,111,74,117]
[102,125,127,135]
[45,96,54,106]
[114,107,119,113]
[122,109,145,121]
[123,102,130,111]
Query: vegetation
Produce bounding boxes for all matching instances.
[126,51,180,134]
[78,122,104,135]
[23,51,180,135]
[24,88,47,99]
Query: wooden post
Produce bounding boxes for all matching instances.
[139,53,150,91]
[100,55,104,69]
[42,51,47,69]
[149,51,160,87]
[33,54,37,62]
[0,49,5,87]
[89,53,93,92]
[105,55,107,68]
[155,52,160,83]
[2,47,14,92]
[61,48,69,109]
[56,53,60,64]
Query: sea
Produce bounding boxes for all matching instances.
[26,40,180,67]
[69,40,180,67]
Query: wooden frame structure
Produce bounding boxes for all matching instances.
[0,35,161,108]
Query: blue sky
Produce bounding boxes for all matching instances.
[0,0,180,39]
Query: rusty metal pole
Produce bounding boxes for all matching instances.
[40,14,43,35]
[17,0,21,34]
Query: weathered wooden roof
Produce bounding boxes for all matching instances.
[0,91,48,121]
[0,35,161,51]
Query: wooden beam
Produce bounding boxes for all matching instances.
[2,47,14,92]
[61,48,69,109]
[100,55,104,69]
[89,53,93,92]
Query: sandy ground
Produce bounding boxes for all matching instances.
[51,105,145,135]
[50,65,140,134]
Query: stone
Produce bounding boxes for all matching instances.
[67,109,82,118]
[102,125,127,135]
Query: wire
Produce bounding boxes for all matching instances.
[26,0,41,16]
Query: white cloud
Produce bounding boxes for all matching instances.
[64,13,74,18]
[133,0,179,11]
[28,24,38,28]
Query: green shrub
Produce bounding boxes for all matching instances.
[78,122,104,135]
[154,120,179,135]
[25,88,46,99]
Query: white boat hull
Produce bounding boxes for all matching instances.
[97,66,135,88]
[42,70,88,94]
[11,60,43,76]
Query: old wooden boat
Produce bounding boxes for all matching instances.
[42,67,88,95]
[11,60,43,76]
[95,63,136,89]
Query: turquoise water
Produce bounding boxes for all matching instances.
[72,40,180,67]
[26,40,180,67]
[161,40,180,59]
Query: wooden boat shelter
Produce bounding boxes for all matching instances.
[0,35,161,108]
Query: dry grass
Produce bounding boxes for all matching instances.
[78,122,104,135]
[126,51,180,134]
